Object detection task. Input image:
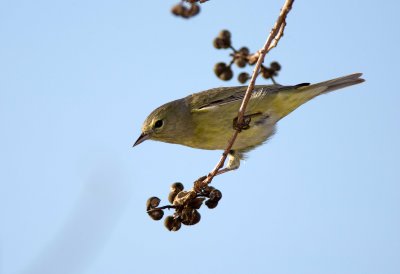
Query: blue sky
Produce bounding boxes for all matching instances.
[1,0,399,274]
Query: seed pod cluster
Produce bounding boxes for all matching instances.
[146,197,164,221]
[146,181,223,231]
[171,0,208,19]
[213,29,282,83]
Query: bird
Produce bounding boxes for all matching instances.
[134,73,364,172]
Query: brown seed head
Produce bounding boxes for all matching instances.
[164,216,181,231]
[209,189,222,202]
[148,209,164,221]
[214,62,227,76]
[218,67,233,81]
[181,208,201,225]
[146,196,161,211]
[205,199,219,209]
[235,57,247,68]
[270,61,281,71]
[171,4,185,16]
[238,72,250,84]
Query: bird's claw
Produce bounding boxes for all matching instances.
[233,116,252,131]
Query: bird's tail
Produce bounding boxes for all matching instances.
[273,73,365,119]
[307,73,365,94]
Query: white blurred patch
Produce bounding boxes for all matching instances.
[20,165,132,274]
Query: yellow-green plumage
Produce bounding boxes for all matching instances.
[135,73,364,169]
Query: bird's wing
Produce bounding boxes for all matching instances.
[189,84,308,112]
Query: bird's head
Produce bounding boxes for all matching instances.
[133,99,191,147]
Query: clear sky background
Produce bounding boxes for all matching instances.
[1,0,399,274]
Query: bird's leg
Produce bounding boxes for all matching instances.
[212,149,240,177]
[207,150,241,178]
[215,167,236,176]
[199,150,242,188]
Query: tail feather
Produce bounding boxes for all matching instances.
[294,72,364,99]
[273,73,364,119]
[313,73,365,93]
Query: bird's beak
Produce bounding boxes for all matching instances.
[133,132,150,147]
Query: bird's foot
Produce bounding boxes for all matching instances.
[233,113,262,131]
[233,116,252,131]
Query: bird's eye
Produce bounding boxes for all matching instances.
[154,120,163,128]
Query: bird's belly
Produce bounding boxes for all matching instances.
[231,124,276,150]
[188,110,277,150]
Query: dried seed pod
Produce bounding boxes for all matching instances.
[270,61,281,71]
[261,67,273,79]
[170,182,184,192]
[239,46,250,55]
[148,209,164,221]
[220,39,231,49]
[209,189,222,202]
[214,62,227,77]
[171,4,185,16]
[169,182,185,203]
[180,10,190,19]
[218,67,233,81]
[164,216,181,231]
[189,197,205,209]
[181,208,201,225]
[187,3,200,17]
[213,37,224,49]
[146,197,161,210]
[218,30,231,40]
[205,199,219,209]
[238,72,250,84]
[202,186,215,196]
[168,191,178,204]
[235,57,247,68]
[173,191,196,206]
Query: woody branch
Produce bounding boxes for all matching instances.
[202,0,295,185]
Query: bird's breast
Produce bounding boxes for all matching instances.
[186,107,277,150]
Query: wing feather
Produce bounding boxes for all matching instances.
[189,84,300,112]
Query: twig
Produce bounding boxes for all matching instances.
[203,0,294,185]
[147,205,177,213]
